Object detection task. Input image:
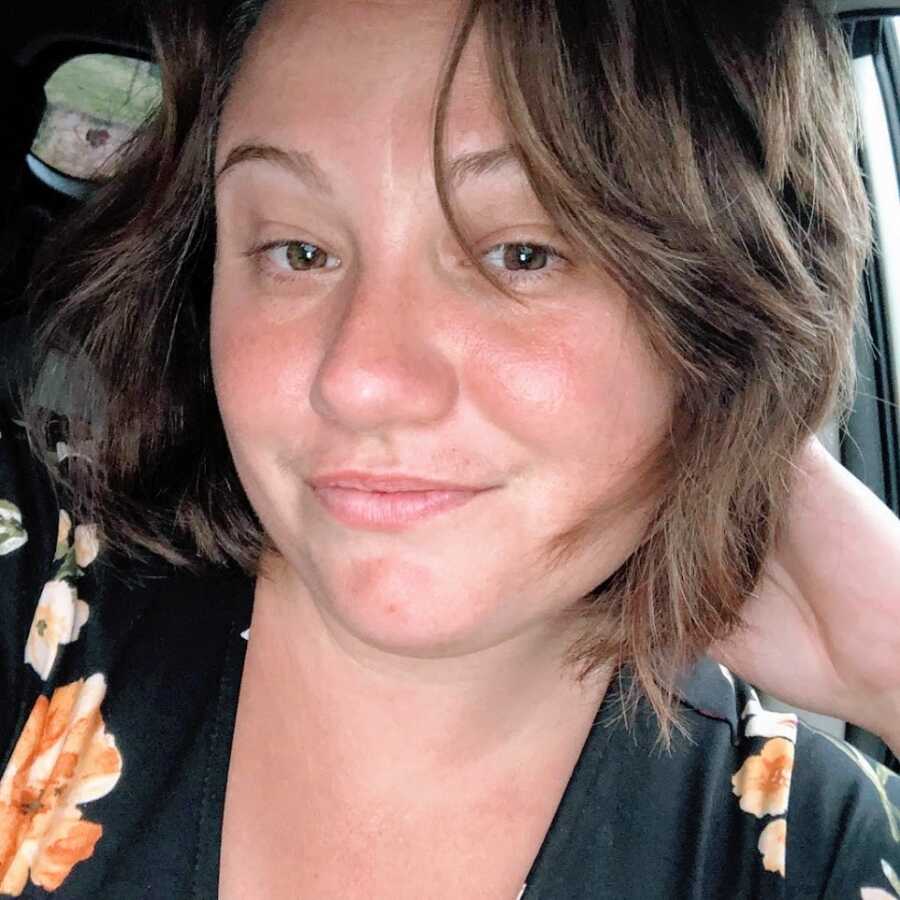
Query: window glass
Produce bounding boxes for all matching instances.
[30,53,161,181]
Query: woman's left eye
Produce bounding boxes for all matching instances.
[482,242,565,282]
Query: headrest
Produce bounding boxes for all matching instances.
[0,55,47,162]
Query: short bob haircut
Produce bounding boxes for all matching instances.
[22,0,871,741]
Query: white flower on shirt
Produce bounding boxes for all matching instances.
[0,499,28,556]
[24,581,90,681]
[757,818,787,877]
[741,692,798,742]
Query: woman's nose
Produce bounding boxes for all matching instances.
[309,272,459,433]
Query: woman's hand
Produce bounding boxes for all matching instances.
[710,435,900,757]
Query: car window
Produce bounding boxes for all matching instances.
[29,53,161,181]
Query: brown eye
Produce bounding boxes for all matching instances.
[481,242,564,284]
[285,241,329,270]
[501,243,549,271]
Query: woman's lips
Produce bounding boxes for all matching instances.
[310,485,485,530]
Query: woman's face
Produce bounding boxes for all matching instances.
[211,0,674,658]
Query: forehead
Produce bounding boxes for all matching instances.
[219,0,502,159]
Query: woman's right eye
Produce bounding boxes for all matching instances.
[248,240,341,281]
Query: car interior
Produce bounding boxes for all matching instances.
[1,0,898,772]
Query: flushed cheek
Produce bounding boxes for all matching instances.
[211,306,319,435]
[465,324,632,460]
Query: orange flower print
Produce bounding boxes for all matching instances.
[731,737,795,817]
[55,510,72,559]
[0,674,122,896]
[757,818,787,877]
[73,525,99,569]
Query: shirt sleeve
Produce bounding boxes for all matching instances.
[788,719,900,897]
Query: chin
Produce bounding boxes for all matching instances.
[328,592,498,659]
[321,557,502,658]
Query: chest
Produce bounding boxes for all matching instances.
[216,658,560,900]
[218,797,533,900]
[217,721,542,900]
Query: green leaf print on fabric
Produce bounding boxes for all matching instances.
[0,499,27,556]
[818,731,900,843]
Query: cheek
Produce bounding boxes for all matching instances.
[210,294,318,435]
[465,311,669,472]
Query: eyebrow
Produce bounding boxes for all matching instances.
[446,145,520,185]
[215,141,521,192]
[216,143,332,194]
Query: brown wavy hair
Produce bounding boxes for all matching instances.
[22,0,871,740]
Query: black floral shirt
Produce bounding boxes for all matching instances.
[1,401,900,899]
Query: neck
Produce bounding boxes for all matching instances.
[246,553,611,801]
